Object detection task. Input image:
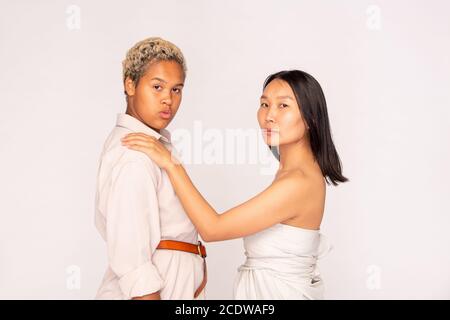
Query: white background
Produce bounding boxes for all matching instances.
[0,0,449,299]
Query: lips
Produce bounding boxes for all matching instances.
[263,128,279,135]
[159,110,172,120]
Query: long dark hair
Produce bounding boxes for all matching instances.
[264,70,348,186]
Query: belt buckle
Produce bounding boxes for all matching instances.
[197,240,206,258]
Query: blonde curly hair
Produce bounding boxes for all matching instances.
[122,37,187,88]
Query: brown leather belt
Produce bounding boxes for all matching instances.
[156,239,207,298]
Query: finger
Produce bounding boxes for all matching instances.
[125,144,150,153]
[122,133,143,140]
[122,140,154,149]
[121,136,150,143]
[132,132,153,139]
[123,132,156,140]
[122,136,157,144]
[122,133,138,139]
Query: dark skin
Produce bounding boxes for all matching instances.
[123,59,185,300]
[125,60,185,134]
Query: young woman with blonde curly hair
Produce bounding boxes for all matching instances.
[95,37,208,300]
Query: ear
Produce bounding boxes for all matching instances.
[124,77,136,97]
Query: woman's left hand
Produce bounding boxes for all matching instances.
[121,133,177,170]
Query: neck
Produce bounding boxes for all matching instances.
[278,137,315,172]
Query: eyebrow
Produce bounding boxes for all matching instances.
[260,95,294,100]
[151,77,184,87]
[151,77,167,83]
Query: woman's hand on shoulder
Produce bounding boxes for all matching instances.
[121,133,180,170]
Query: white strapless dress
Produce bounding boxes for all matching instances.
[233,223,332,300]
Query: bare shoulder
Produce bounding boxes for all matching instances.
[274,168,325,229]
[274,167,324,192]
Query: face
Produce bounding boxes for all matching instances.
[257,79,308,147]
[125,60,185,132]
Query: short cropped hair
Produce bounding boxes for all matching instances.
[122,37,187,88]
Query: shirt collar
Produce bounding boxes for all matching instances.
[115,113,171,144]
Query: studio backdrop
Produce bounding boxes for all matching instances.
[0,0,449,299]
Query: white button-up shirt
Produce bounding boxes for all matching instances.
[94,113,205,300]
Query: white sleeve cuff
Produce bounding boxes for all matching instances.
[118,261,164,299]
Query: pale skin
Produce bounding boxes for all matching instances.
[123,59,185,300]
[121,79,326,249]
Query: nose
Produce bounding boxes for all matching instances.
[265,106,276,123]
[161,90,173,106]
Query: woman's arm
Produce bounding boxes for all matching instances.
[121,133,308,241]
[166,162,308,242]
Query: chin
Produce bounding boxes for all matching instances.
[263,137,281,147]
[265,141,280,148]
[158,121,172,129]
[143,117,166,128]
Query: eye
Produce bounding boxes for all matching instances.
[260,102,268,108]
[153,85,162,91]
[280,103,289,108]
[172,87,182,93]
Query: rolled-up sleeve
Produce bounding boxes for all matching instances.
[105,160,163,299]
